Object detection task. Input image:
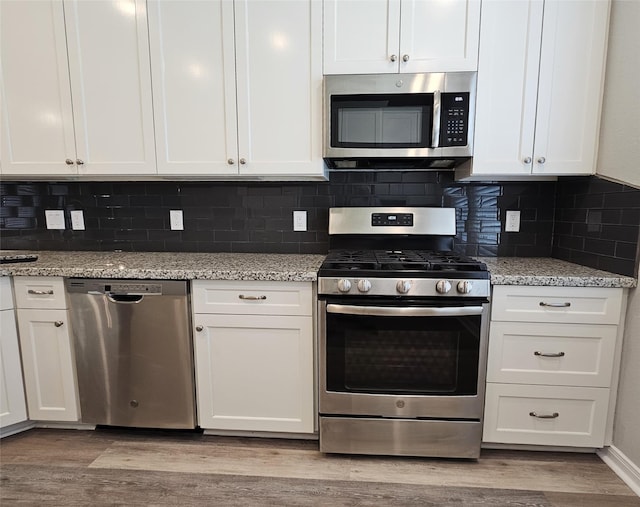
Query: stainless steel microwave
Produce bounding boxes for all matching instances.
[323,72,476,169]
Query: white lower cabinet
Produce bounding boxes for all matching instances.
[484,285,625,448]
[192,280,314,434]
[0,278,28,428]
[13,277,79,422]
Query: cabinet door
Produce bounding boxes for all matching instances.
[323,0,401,74]
[399,0,480,73]
[16,308,79,422]
[194,314,314,433]
[234,0,324,178]
[471,0,543,176]
[0,309,28,428]
[63,0,156,175]
[0,0,77,177]
[148,0,239,176]
[532,0,610,175]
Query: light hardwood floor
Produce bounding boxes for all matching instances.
[1,428,639,506]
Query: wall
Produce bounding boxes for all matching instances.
[0,171,557,257]
[596,0,640,188]
[597,0,640,469]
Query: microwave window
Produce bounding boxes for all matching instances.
[331,94,433,149]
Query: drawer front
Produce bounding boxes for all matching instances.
[487,322,617,387]
[0,277,14,310]
[491,286,623,325]
[14,277,67,309]
[192,280,313,316]
[483,383,609,447]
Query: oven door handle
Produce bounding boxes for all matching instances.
[326,304,484,317]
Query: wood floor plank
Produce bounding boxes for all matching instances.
[87,439,636,496]
[1,464,554,506]
[545,491,640,507]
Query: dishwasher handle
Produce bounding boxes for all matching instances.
[106,294,144,304]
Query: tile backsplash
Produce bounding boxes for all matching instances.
[1,172,638,276]
[0,172,555,257]
[553,176,639,277]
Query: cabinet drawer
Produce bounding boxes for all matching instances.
[192,280,312,316]
[0,277,14,310]
[483,383,609,447]
[14,277,67,309]
[491,286,623,325]
[487,322,617,387]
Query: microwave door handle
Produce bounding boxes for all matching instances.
[326,304,483,317]
[431,90,441,148]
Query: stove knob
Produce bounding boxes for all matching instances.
[337,279,352,293]
[396,280,412,294]
[436,280,452,294]
[457,280,473,294]
[357,279,372,293]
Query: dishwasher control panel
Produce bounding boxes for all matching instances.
[104,283,162,295]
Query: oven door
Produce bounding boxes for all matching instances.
[318,299,489,420]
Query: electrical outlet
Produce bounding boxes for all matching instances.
[170,210,184,230]
[293,210,307,231]
[45,210,65,230]
[505,210,521,232]
[70,210,85,230]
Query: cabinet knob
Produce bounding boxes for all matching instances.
[390,54,397,62]
[239,158,246,165]
[76,159,85,165]
[523,157,532,164]
[54,321,64,327]
[402,54,410,62]
[227,158,235,165]
[65,159,75,165]
[537,157,546,164]
[195,325,204,332]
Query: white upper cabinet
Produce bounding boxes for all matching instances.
[467,0,611,178]
[1,0,156,177]
[323,0,480,74]
[148,0,324,179]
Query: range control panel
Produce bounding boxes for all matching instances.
[439,92,469,147]
[371,213,414,227]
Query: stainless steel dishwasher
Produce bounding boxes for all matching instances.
[65,279,196,429]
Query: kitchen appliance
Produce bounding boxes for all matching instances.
[317,207,490,458]
[324,72,476,169]
[66,279,196,429]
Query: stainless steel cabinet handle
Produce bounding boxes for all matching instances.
[539,301,571,308]
[28,289,54,295]
[529,411,559,419]
[238,294,267,301]
[523,157,532,164]
[195,325,204,332]
[537,157,546,164]
[402,54,410,62]
[390,54,397,62]
[76,159,85,165]
[227,158,235,165]
[534,351,565,358]
[54,321,64,327]
[65,158,75,165]
[239,158,246,165]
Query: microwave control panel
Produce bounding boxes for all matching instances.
[439,92,469,147]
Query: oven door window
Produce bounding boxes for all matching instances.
[330,93,433,149]
[325,311,481,396]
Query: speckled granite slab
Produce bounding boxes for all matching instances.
[479,257,637,288]
[0,251,325,282]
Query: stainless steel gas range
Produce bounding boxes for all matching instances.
[317,207,490,459]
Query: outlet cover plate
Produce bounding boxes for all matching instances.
[505,210,521,232]
[293,210,307,231]
[170,210,184,230]
[70,210,85,230]
[45,210,65,230]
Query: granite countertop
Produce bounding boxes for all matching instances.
[0,250,636,288]
[0,250,325,282]
[479,257,637,288]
